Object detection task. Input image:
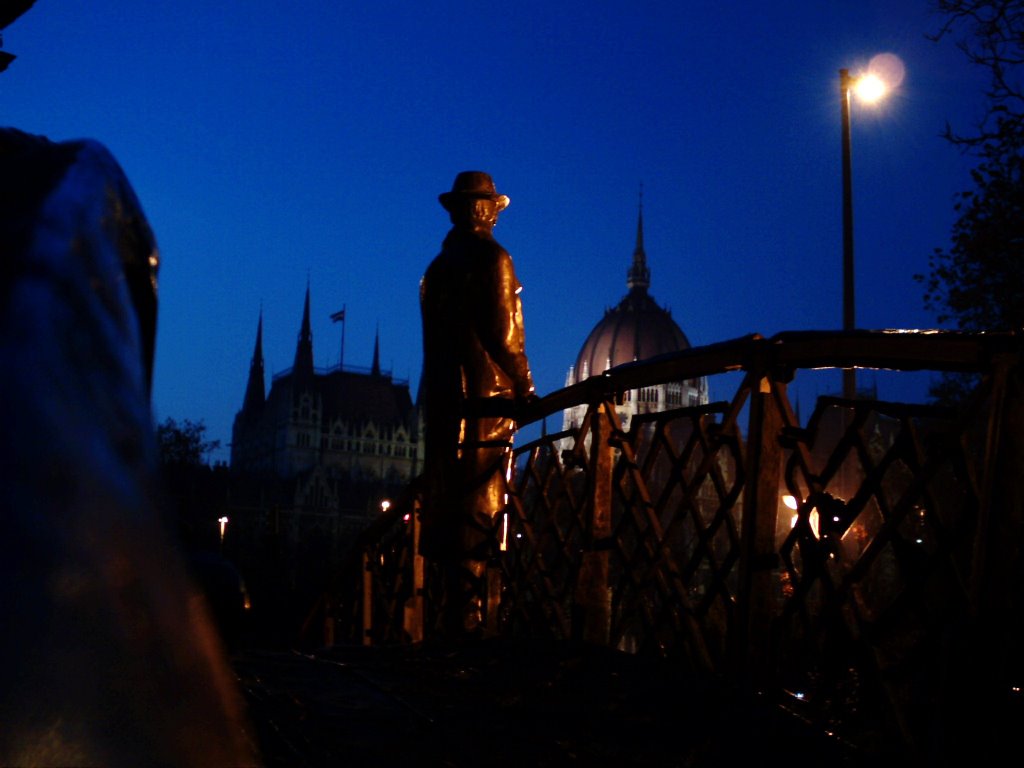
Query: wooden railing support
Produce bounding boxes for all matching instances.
[402,499,425,643]
[574,401,615,645]
[362,551,373,646]
[736,374,785,684]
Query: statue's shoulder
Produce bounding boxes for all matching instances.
[1,127,121,169]
[1,128,142,218]
[476,235,511,264]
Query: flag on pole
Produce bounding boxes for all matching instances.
[331,306,347,368]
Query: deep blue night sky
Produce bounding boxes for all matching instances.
[2,1,992,460]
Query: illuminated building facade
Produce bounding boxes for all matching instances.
[230,286,421,514]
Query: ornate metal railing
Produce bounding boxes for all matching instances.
[336,330,1024,762]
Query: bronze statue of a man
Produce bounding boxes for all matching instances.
[420,171,535,636]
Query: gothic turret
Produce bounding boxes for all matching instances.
[242,310,265,411]
[626,196,650,292]
[293,283,314,378]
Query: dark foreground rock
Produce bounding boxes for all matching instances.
[233,638,858,768]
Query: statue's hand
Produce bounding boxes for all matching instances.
[518,392,540,407]
[515,393,541,421]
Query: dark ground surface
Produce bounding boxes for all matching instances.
[231,638,862,768]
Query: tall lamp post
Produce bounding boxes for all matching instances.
[839,67,887,400]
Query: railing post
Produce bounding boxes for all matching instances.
[362,550,373,647]
[736,374,784,685]
[983,358,1024,738]
[403,499,425,643]
[947,356,1024,757]
[575,400,614,646]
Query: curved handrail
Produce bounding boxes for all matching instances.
[515,329,1021,428]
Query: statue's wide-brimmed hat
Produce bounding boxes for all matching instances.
[439,171,509,212]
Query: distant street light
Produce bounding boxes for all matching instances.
[218,516,229,546]
[839,64,891,400]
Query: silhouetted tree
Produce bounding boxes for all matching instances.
[931,1,1024,150]
[920,151,1024,327]
[917,1,1024,401]
[155,417,221,466]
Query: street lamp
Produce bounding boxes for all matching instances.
[839,67,888,400]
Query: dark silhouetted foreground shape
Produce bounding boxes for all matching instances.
[0,128,259,766]
[234,638,856,767]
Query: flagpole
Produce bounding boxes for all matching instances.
[330,305,346,370]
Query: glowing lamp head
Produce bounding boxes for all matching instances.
[845,53,905,106]
[853,73,887,103]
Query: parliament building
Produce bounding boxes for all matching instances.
[230,286,421,520]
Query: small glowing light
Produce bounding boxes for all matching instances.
[1011,686,1021,694]
[915,538,923,544]
[499,512,509,552]
[794,692,805,700]
[832,516,841,523]
[218,516,228,542]
[380,499,391,513]
[403,513,411,523]
[516,532,522,539]
[782,495,799,510]
[853,73,887,103]
[790,509,820,539]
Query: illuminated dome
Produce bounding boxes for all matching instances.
[573,287,690,381]
[562,200,707,435]
[568,206,690,383]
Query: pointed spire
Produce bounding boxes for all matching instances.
[371,324,381,376]
[243,309,265,411]
[626,183,650,292]
[293,281,314,376]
